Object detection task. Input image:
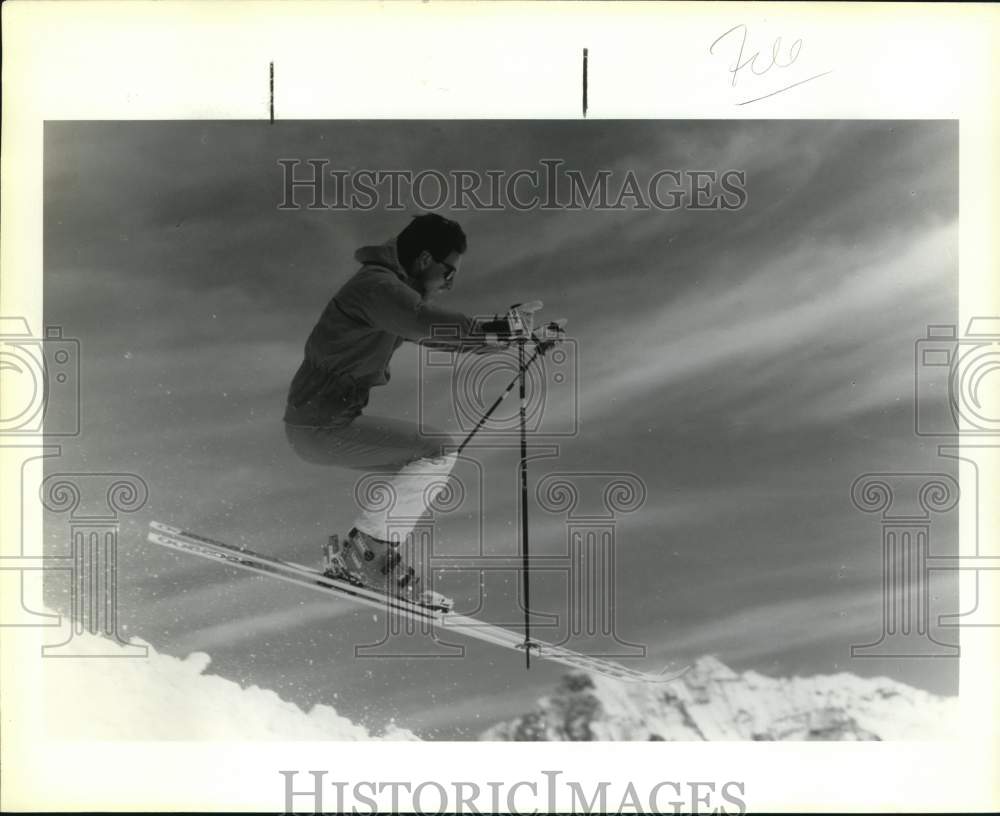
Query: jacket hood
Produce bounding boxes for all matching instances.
[353,240,409,282]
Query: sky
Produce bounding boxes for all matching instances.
[41,120,959,739]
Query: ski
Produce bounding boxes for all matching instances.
[147,521,685,684]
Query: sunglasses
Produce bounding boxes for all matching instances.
[437,259,457,283]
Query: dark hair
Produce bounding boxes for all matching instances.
[396,213,467,272]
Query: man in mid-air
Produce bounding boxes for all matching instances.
[283,213,562,608]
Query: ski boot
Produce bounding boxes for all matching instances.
[322,529,453,612]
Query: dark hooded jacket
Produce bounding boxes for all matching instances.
[283,240,501,426]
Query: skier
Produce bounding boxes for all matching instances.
[283,213,563,608]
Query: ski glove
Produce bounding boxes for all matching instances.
[476,316,566,353]
[533,321,566,355]
[476,314,520,347]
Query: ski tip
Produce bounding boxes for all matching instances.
[641,663,690,684]
[149,520,183,535]
[147,531,174,546]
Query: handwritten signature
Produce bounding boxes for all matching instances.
[709,24,832,105]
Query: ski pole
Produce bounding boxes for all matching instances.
[518,332,533,668]
[452,304,565,670]
[454,345,545,455]
[454,309,566,455]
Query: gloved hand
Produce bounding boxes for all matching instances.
[476,313,519,346]
[476,303,560,350]
[533,320,566,355]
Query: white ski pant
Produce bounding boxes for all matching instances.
[284,418,459,541]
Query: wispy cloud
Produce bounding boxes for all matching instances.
[644,586,886,666]
[173,600,356,653]
[579,220,955,427]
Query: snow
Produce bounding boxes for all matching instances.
[38,618,957,743]
[480,655,960,741]
[42,620,419,741]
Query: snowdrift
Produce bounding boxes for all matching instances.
[41,622,418,741]
[39,621,957,742]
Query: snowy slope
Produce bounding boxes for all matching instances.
[38,621,958,742]
[42,624,418,741]
[480,656,959,741]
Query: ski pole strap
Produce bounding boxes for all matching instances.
[517,335,532,669]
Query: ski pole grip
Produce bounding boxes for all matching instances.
[508,302,543,337]
[510,300,544,314]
